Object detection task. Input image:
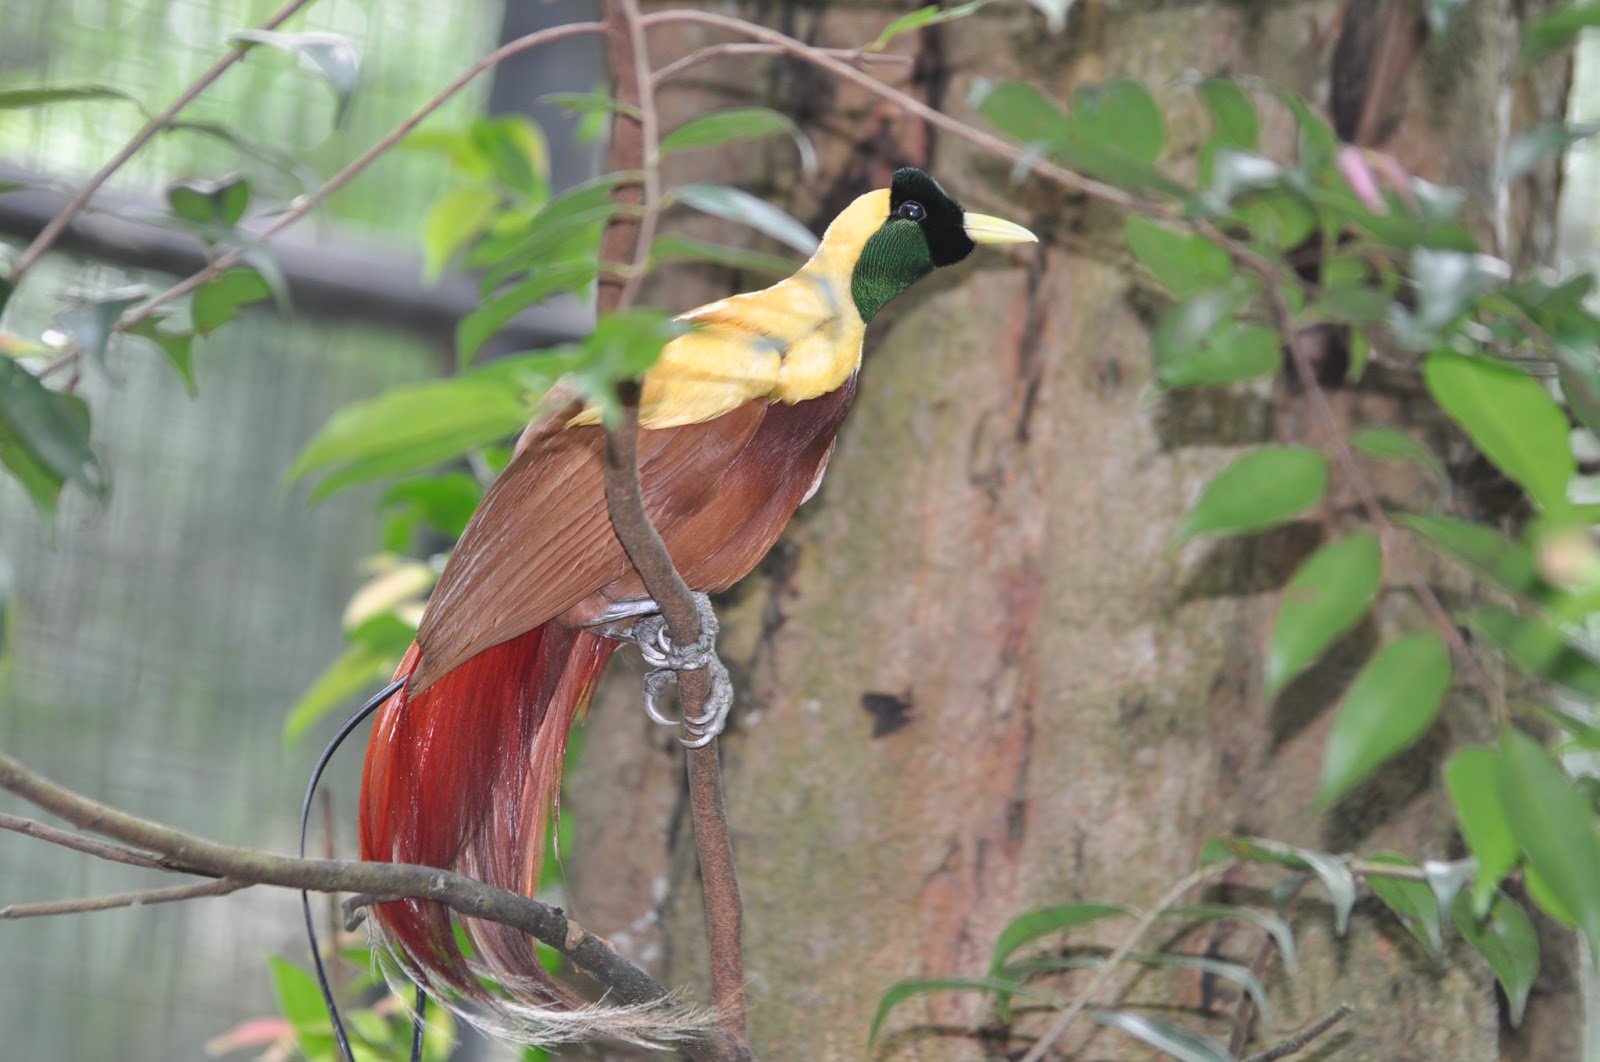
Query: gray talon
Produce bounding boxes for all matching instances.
[602,593,734,746]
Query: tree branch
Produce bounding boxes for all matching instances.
[115,19,609,335]
[0,749,674,1011]
[593,3,750,1058]
[8,0,317,282]
[1,877,248,919]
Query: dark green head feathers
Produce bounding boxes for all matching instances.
[849,168,1037,323]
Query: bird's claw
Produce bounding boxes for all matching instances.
[620,593,733,747]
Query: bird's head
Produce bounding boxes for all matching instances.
[814,167,1037,323]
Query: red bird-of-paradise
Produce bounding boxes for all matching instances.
[356,168,1036,1046]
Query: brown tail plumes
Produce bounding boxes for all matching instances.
[359,624,615,1022]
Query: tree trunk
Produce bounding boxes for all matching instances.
[568,2,1581,1058]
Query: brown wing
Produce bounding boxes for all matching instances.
[412,400,767,690]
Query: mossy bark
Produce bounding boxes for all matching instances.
[567,2,1579,1059]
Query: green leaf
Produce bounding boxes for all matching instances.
[380,471,482,541]
[1424,350,1573,513]
[672,183,819,255]
[0,358,104,498]
[283,640,401,747]
[661,108,816,174]
[566,310,686,424]
[1073,79,1165,167]
[1318,633,1451,804]
[1200,836,1357,934]
[422,186,498,283]
[471,115,549,201]
[1151,285,1250,384]
[1125,216,1233,297]
[1162,320,1282,389]
[126,318,197,395]
[166,174,251,227]
[1160,904,1297,974]
[1175,446,1328,545]
[52,289,145,368]
[1502,123,1600,185]
[1130,952,1272,1027]
[1196,79,1258,153]
[231,30,361,125]
[0,84,145,111]
[1467,608,1600,699]
[868,975,1037,1044]
[1207,149,1284,208]
[1497,728,1600,960]
[288,356,560,498]
[1452,891,1539,1026]
[1234,190,1316,252]
[1090,1010,1234,1062]
[458,261,595,366]
[1523,1,1600,62]
[867,1,987,51]
[1395,513,1547,600]
[988,902,1133,975]
[192,267,273,335]
[266,955,333,1052]
[1267,531,1382,694]
[1365,853,1444,959]
[1445,746,1519,917]
[649,233,798,278]
[1349,426,1445,482]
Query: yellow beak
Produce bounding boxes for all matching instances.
[963,211,1038,245]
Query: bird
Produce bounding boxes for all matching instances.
[356,167,1036,1045]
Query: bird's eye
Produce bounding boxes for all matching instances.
[896,200,927,222]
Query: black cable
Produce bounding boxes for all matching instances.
[298,677,406,1062]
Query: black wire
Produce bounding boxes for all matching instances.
[299,677,406,1062]
[411,984,427,1062]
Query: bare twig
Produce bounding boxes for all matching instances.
[0,811,170,871]
[8,0,317,281]
[0,749,674,1010]
[116,20,608,334]
[1243,1004,1354,1062]
[593,4,750,1057]
[1017,863,1232,1062]
[1229,876,1308,1056]
[639,8,1155,217]
[652,42,909,88]
[1,877,247,918]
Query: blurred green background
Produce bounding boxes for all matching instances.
[0,0,597,1057]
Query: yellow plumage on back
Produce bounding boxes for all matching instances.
[569,189,889,429]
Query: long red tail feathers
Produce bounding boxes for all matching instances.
[359,623,615,1019]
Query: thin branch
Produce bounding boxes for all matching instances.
[8,0,317,281]
[1,877,247,919]
[652,43,909,89]
[1230,876,1307,1056]
[115,20,608,334]
[1211,225,1509,722]
[1017,863,1232,1062]
[639,8,1155,217]
[1243,1004,1354,1062]
[0,748,674,1011]
[0,811,171,872]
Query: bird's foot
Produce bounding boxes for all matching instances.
[593,593,733,747]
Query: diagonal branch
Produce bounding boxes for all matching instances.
[0,748,674,1011]
[8,0,317,282]
[1,877,248,919]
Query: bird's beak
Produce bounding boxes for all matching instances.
[963,211,1038,245]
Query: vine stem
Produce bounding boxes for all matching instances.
[8,0,317,282]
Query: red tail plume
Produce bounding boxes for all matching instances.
[360,622,616,1011]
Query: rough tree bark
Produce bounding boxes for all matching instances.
[567,2,1580,1059]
